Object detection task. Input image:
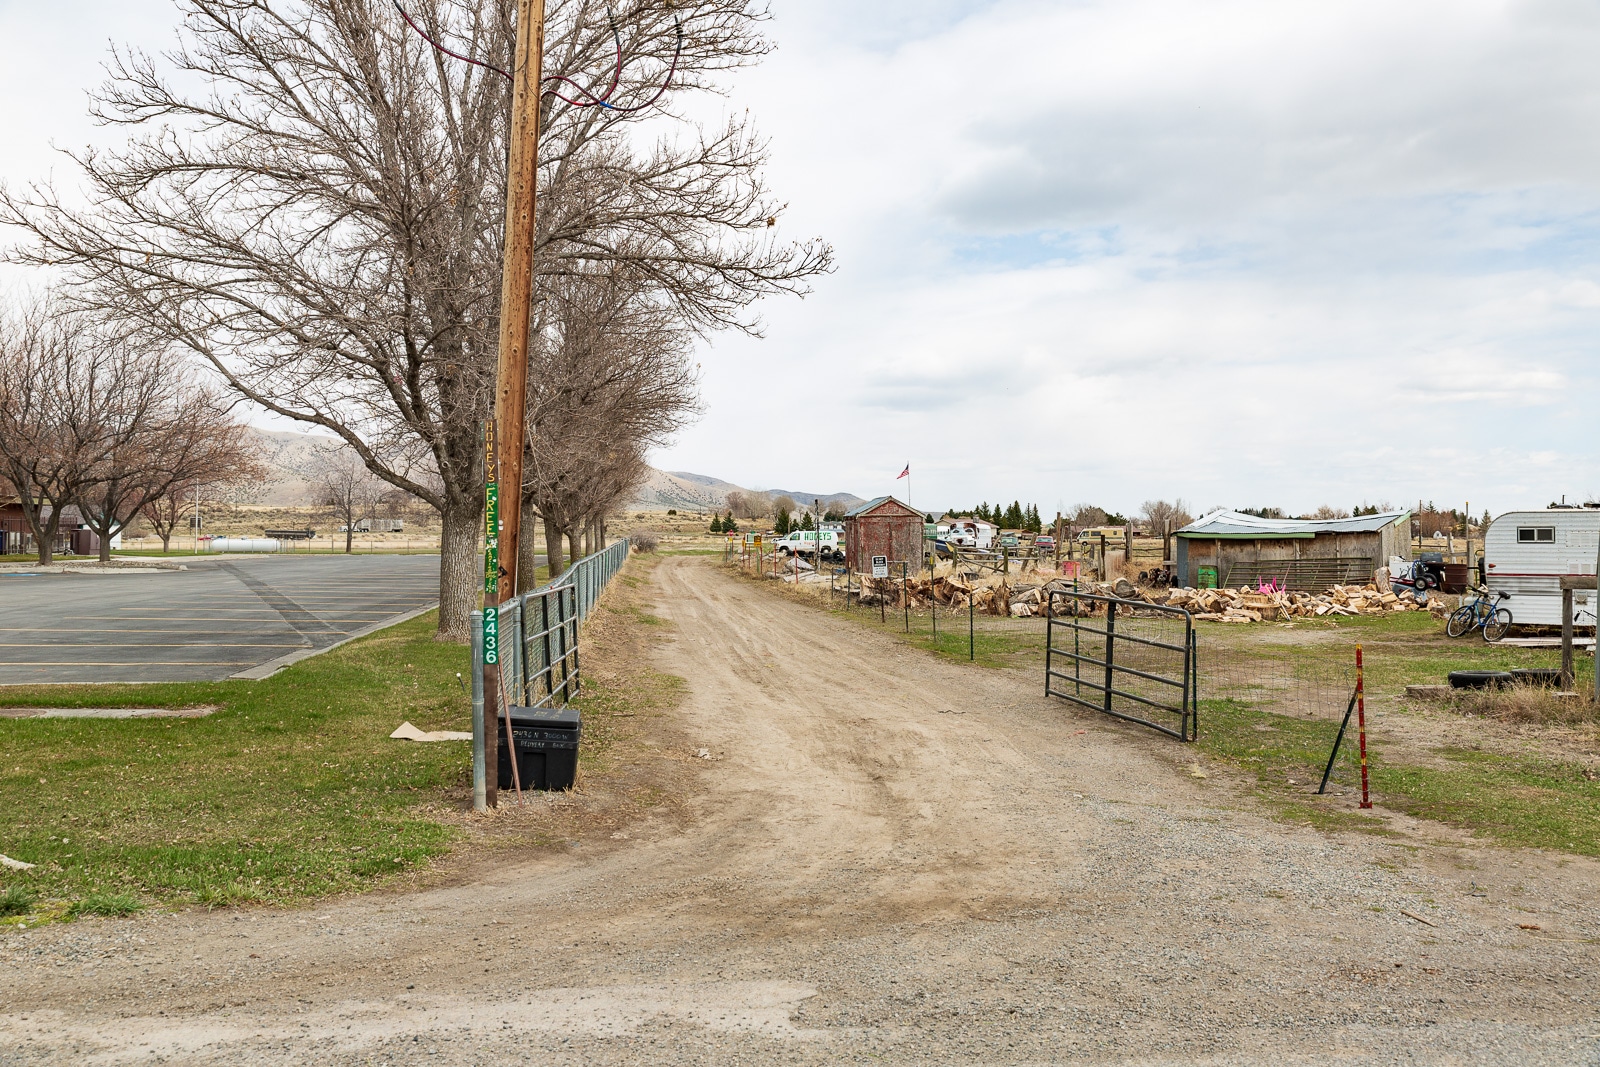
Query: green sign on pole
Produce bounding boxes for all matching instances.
[482,603,499,665]
[482,418,500,666]
[484,481,500,597]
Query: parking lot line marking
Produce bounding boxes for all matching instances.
[0,661,260,666]
[111,608,418,615]
[65,614,284,620]
[0,628,347,634]
[0,642,309,648]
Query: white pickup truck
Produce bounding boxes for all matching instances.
[775,529,843,561]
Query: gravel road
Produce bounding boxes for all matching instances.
[3,556,1599,1065]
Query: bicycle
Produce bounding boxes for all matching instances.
[1446,587,1512,642]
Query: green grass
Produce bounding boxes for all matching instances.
[1375,750,1600,856]
[1197,678,1600,855]
[68,892,144,918]
[0,611,472,912]
[0,885,35,916]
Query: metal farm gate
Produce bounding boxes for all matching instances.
[1045,590,1197,741]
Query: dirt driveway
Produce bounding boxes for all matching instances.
[4,556,1600,1065]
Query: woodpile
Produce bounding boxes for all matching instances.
[838,562,1449,624]
[1159,583,1447,622]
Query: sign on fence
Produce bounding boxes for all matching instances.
[872,555,889,579]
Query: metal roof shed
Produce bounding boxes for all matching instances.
[843,496,924,573]
[1175,510,1411,590]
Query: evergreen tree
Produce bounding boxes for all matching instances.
[1004,500,1024,529]
[801,511,816,531]
[723,512,739,534]
[710,513,723,533]
[774,509,791,536]
[977,502,992,522]
[1025,504,1041,533]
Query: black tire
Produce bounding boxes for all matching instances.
[1445,606,1474,638]
[1448,670,1513,689]
[1483,607,1512,643]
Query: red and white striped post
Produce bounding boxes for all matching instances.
[1356,643,1371,809]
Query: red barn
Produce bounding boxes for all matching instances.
[843,496,925,573]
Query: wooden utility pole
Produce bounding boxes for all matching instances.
[483,0,546,807]
[495,0,546,599]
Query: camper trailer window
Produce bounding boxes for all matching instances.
[1517,527,1555,543]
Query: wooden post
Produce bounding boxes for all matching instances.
[493,0,547,600]
[1562,587,1574,691]
[1559,575,1596,692]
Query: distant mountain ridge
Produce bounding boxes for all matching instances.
[237,429,866,514]
[632,469,866,513]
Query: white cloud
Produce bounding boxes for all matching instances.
[5,1,1600,517]
[659,0,1600,516]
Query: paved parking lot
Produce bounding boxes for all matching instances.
[0,555,440,685]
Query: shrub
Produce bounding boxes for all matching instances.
[629,531,660,553]
[0,885,36,917]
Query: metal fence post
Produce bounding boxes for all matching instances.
[1102,602,1117,715]
[470,610,487,812]
[902,561,909,633]
[969,590,974,661]
[508,598,524,707]
[1044,593,1053,696]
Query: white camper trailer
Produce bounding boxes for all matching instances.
[1483,509,1599,628]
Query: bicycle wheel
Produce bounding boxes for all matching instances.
[1446,606,1475,638]
[1483,607,1512,642]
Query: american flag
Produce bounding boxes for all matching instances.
[896,464,909,479]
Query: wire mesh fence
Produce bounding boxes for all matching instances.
[548,537,630,622]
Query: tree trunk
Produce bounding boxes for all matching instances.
[517,494,540,593]
[345,519,353,554]
[544,515,565,578]
[99,531,112,563]
[566,529,582,569]
[436,499,482,642]
[160,533,171,552]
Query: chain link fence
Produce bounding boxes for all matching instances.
[469,539,631,808]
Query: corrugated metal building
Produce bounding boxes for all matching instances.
[1175,510,1411,590]
[843,496,924,573]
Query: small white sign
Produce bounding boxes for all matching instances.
[871,555,889,579]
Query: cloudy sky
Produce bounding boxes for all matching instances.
[5,0,1600,519]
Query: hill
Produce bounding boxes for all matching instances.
[236,429,866,515]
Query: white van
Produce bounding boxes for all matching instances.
[775,529,843,561]
[1484,508,1599,627]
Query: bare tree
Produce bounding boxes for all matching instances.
[1068,503,1109,529]
[2,0,831,638]
[0,299,148,564]
[315,451,391,553]
[725,490,770,520]
[1140,499,1193,566]
[1309,505,1352,520]
[78,371,269,561]
[518,267,698,583]
[138,420,266,552]
[770,494,796,525]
